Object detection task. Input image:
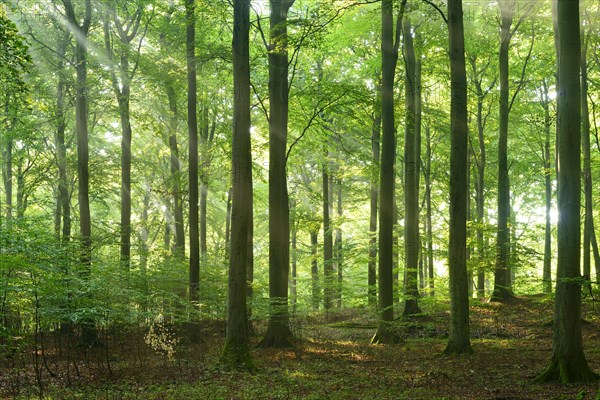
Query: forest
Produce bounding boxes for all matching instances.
[1,0,600,398]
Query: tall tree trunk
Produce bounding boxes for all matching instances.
[372,0,406,344]
[310,228,320,310]
[290,202,298,309]
[259,0,295,348]
[221,0,252,369]
[402,17,421,316]
[542,81,553,294]
[225,186,232,257]
[55,32,71,241]
[102,8,142,272]
[199,108,215,258]
[2,132,12,222]
[581,29,592,295]
[166,85,185,258]
[444,0,473,355]
[591,223,600,288]
[468,55,491,299]
[323,154,333,311]
[62,0,95,347]
[335,179,343,308]
[186,0,200,303]
[425,124,435,295]
[535,0,597,382]
[492,0,514,302]
[368,108,381,306]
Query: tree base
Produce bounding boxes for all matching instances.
[221,339,254,371]
[371,325,402,345]
[490,288,515,303]
[257,323,293,348]
[402,299,422,316]
[443,341,473,355]
[534,353,599,383]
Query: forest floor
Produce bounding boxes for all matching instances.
[1,294,600,399]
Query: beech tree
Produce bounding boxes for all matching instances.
[221,0,252,369]
[260,0,295,348]
[444,0,472,355]
[102,3,145,271]
[535,0,597,383]
[186,0,200,303]
[402,15,421,316]
[372,0,406,344]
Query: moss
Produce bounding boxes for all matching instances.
[534,354,599,383]
[370,323,401,345]
[220,339,254,371]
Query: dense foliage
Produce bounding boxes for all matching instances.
[1,0,600,397]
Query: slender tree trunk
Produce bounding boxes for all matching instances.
[225,186,232,257]
[199,108,215,258]
[538,80,553,294]
[290,203,298,309]
[310,229,320,310]
[186,0,200,303]
[581,30,592,295]
[102,8,143,272]
[444,0,473,355]
[368,109,381,306]
[591,223,600,288]
[335,179,343,308]
[2,134,12,222]
[62,0,95,347]
[468,56,489,299]
[259,0,295,348]
[166,85,185,257]
[221,0,252,369]
[55,32,71,241]
[323,154,333,311]
[425,124,435,295]
[492,0,514,302]
[392,197,399,304]
[535,1,597,382]
[402,17,421,316]
[372,0,406,344]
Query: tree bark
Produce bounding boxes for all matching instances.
[166,85,185,258]
[368,108,381,306]
[535,0,597,382]
[425,124,434,295]
[186,0,200,303]
[402,17,421,316]
[102,8,142,272]
[581,28,592,295]
[310,228,320,310]
[335,178,343,308]
[372,0,406,344]
[221,0,253,369]
[541,80,553,294]
[259,0,295,348]
[290,202,298,308]
[323,154,333,311]
[492,0,514,302]
[444,0,473,355]
[62,0,95,347]
[55,32,71,241]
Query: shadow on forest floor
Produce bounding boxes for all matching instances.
[1,294,599,399]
